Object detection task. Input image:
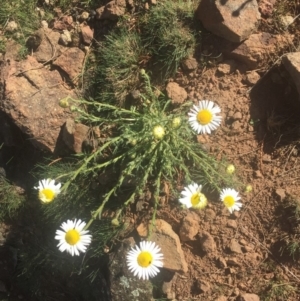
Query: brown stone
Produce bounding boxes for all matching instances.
[53,47,85,80]
[96,0,126,20]
[81,25,94,45]
[179,212,200,242]
[199,231,216,254]
[238,293,260,301]
[245,71,260,85]
[162,272,177,300]
[282,52,300,100]
[228,239,242,254]
[50,15,73,31]
[137,219,188,273]
[0,56,73,152]
[214,296,227,301]
[182,56,198,71]
[259,0,274,18]
[197,0,260,43]
[228,33,293,69]
[217,60,236,75]
[62,119,90,153]
[166,82,187,105]
[33,28,65,63]
[196,279,211,293]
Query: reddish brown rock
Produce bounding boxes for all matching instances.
[259,0,275,18]
[238,293,260,301]
[182,56,198,71]
[217,60,236,75]
[137,219,188,273]
[199,231,216,254]
[62,119,90,153]
[33,28,65,63]
[53,47,85,80]
[282,52,300,100]
[81,25,94,45]
[166,82,187,105]
[96,0,126,20]
[228,33,293,69]
[0,56,73,152]
[197,0,260,43]
[50,15,73,31]
[179,212,200,242]
[245,70,260,85]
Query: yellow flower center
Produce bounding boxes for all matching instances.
[197,109,213,125]
[65,229,80,245]
[137,251,153,268]
[223,196,235,208]
[39,188,55,202]
[190,192,207,208]
[191,193,200,206]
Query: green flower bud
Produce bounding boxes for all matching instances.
[128,139,137,146]
[245,184,253,193]
[59,97,69,108]
[70,105,77,112]
[140,69,146,75]
[226,164,235,174]
[111,218,120,227]
[172,117,181,129]
[153,125,165,140]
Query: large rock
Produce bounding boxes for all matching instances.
[32,28,65,63]
[96,0,126,20]
[137,219,188,273]
[0,56,73,152]
[227,33,293,69]
[109,237,153,301]
[53,47,85,81]
[282,52,300,100]
[197,0,260,43]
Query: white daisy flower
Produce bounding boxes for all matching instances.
[126,241,163,280]
[220,188,242,214]
[188,100,222,134]
[179,183,207,209]
[55,219,92,256]
[34,179,61,203]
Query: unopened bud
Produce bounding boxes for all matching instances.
[153,125,165,140]
[245,184,253,193]
[111,218,120,227]
[172,117,181,129]
[59,97,69,108]
[226,164,235,174]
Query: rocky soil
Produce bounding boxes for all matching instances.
[1,0,300,300]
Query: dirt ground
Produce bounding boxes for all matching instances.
[152,54,300,300]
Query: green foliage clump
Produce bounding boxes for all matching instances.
[0,0,40,38]
[279,196,300,260]
[93,0,200,104]
[141,0,197,78]
[0,176,26,222]
[94,28,145,104]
